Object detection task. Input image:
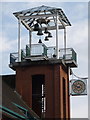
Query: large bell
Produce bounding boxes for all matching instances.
[48,32,52,37]
[37,29,43,36]
[38,39,42,43]
[44,28,49,34]
[34,23,39,31]
[44,36,49,41]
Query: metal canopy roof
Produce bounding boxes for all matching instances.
[13,5,71,31]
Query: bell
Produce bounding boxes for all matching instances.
[44,36,49,41]
[37,18,50,24]
[48,32,52,38]
[44,28,49,34]
[37,29,43,36]
[38,39,42,43]
[34,23,39,31]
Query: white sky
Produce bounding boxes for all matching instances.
[0,1,88,118]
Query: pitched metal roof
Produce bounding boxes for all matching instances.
[1,81,40,119]
[13,5,71,31]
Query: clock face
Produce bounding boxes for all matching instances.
[72,80,86,94]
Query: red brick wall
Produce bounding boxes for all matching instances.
[60,65,70,118]
[16,63,70,118]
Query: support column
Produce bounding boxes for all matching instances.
[29,30,32,56]
[56,12,59,59]
[18,19,21,62]
[64,28,66,56]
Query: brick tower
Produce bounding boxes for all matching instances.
[10,5,77,119]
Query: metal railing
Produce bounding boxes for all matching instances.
[10,44,77,64]
[26,44,47,56]
[47,47,56,58]
[59,48,77,63]
[10,52,18,64]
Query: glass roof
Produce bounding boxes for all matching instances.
[13,5,71,31]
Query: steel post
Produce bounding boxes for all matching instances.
[18,19,21,62]
[56,12,59,59]
[29,30,32,56]
[64,28,66,56]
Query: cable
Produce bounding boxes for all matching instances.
[70,69,88,80]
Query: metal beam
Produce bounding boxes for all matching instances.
[56,12,59,59]
[20,20,65,31]
[58,17,65,29]
[19,13,56,19]
[29,30,32,55]
[21,20,65,31]
[21,20,32,31]
[18,19,21,62]
[32,25,65,31]
[64,28,66,55]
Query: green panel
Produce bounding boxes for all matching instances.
[63,54,66,59]
[21,49,25,60]
[12,103,38,120]
[13,103,27,111]
[0,105,26,119]
[42,45,47,56]
[26,45,30,57]
[44,47,47,56]
[72,49,77,63]
[0,109,18,119]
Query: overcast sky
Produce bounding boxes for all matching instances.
[0,1,88,118]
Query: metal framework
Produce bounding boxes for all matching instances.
[13,5,71,30]
[13,5,71,61]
